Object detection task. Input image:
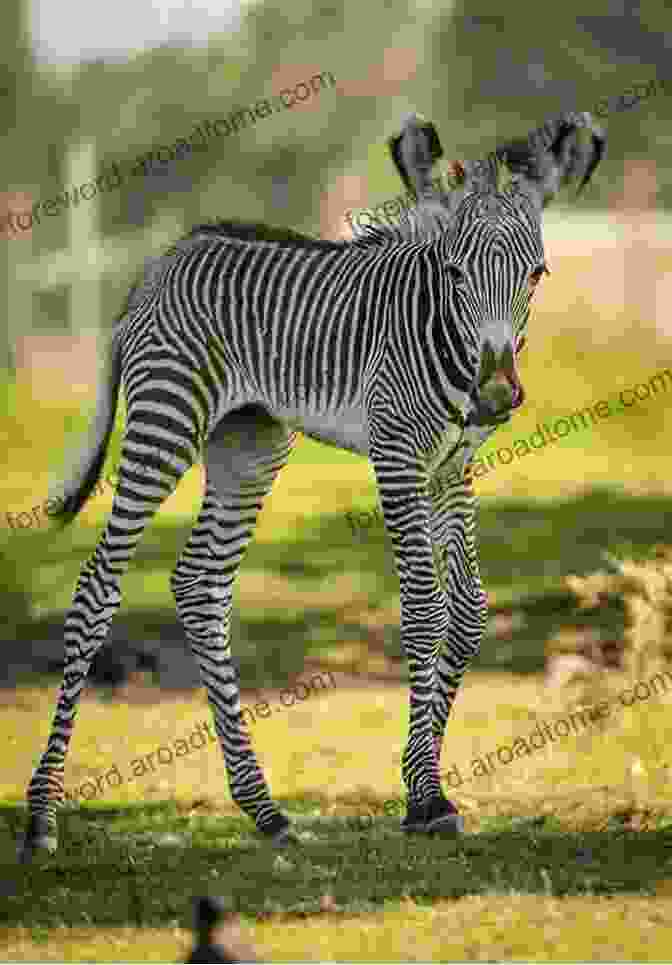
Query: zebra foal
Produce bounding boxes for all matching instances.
[19,111,604,859]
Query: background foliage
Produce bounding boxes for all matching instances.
[3,5,672,961]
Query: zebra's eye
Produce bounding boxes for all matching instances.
[448,264,467,287]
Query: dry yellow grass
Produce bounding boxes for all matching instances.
[4,894,672,962]
[4,670,672,820]
[559,545,672,675]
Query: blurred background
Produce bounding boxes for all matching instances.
[2,4,672,960]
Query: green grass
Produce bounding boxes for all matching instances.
[3,803,672,927]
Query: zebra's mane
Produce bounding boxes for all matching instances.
[348,224,407,247]
[353,182,542,250]
[348,207,448,248]
[184,219,347,251]
[192,218,422,252]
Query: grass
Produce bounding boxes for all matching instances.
[5,897,672,962]
[3,674,672,960]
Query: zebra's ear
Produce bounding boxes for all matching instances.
[387,113,444,200]
[495,110,606,211]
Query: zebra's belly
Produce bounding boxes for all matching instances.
[280,406,369,456]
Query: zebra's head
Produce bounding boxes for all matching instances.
[388,111,604,426]
[435,183,549,425]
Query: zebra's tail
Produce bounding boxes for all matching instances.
[51,332,123,527]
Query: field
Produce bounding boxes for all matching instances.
[3,674,672,961]
[2,214,672,961]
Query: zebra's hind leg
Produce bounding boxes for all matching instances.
[19,431,196,863]
[171,405,296,843]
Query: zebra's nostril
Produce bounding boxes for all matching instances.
[478,342,498,387]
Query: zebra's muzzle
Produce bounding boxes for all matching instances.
[468,386,524,431]
[472,337,525,424]
[470,375,525,425]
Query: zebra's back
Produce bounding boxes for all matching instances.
[118,229,411,455]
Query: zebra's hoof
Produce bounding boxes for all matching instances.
[17,816,58,863]
[260,813,298,847]
[401,795,464,835]
[270,827,301,848]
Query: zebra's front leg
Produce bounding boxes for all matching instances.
[373,453,461,835]
[428,468,488,773]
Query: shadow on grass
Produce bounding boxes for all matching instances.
[2,799,672,927]
[3,486,671,687]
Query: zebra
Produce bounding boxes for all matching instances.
[18,110,605,861]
